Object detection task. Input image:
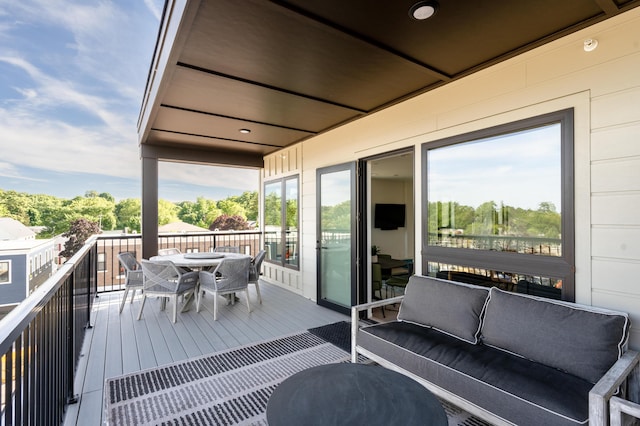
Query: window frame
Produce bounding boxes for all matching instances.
[97,253,106,272]
[264,175,300,270]
[421,108,575,301]
[1,260,12,284]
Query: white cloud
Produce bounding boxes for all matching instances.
[0,0,258,200]
[144,0,163,21]
[1,55,127,127]
[0,1,153,181]
[159,162,259,192]
[0,107,139,179]
[0,162,44,181]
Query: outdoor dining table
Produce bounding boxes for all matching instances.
[148,252,252,311]
[148,251,251,270]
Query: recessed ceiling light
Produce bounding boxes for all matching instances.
[239,128,251,134]
[409,1,438,20]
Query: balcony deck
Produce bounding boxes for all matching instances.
[63,281,348,426]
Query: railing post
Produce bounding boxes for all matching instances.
[67,264,79,405]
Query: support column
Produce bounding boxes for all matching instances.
[141,155,159,259]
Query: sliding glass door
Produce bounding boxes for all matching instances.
[316,163,356,314]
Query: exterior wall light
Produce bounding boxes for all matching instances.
[583,38,598,52]
[239,129,251,134]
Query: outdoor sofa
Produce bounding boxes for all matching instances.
[351,275,640,425]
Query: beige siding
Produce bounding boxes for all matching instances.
[262,145,304,294]
[265,7,640,348]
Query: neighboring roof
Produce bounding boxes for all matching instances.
[158,221,210,233]
[0,217,36,241]
[0,238,54,253]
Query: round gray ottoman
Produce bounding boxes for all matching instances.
[266,363,447,425]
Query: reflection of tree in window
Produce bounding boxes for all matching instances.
[264,190,282,227]
[264,177,300,268]
[321,200,351,232]
[428,122,563,256]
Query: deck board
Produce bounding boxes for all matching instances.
[63,280,348,426]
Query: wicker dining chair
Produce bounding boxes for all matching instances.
[197,256,251,320]
[248,250,266,304]
[138,260,199,323]
[117,252,144,313]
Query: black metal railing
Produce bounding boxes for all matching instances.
[96,231,261,292]
[0,231,261,425]
[428,233,562,256]
[0,236,97,426]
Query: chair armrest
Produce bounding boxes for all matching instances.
[350,296,405,362]
[610,396,640,425]
[352,295,405,313]
[590,349,640,426]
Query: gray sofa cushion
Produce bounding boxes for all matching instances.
[358,322,592,425]
[397,276,489,344]
[481,288,630,383]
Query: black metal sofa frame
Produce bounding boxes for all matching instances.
[351,275,640,426]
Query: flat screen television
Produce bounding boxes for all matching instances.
[374,203,406,230]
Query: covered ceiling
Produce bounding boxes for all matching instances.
[139,0,640,168]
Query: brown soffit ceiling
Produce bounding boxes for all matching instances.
[138,0,640,168]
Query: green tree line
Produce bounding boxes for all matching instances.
[0,189,258,238]
[428,200,561,239]
[316,199,561,239]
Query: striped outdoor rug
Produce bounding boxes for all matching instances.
[104,327,350,425]
[104,321,490,426]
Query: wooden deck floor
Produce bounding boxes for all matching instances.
[63,281,348,426]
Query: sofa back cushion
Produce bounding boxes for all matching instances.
[398,276,490,344]
[481,288,630,383]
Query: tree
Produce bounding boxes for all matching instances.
[67,195,117,230]
[158,199,180,225]
[216,199,246,218]
[60,218,101,258]
[285,198,298,228]
[263,191,281,226]
[321,200,351,231]
[115,198,141,232]
[31,194,64,237]
[177,197,220,228]
[209,214,250,231]
[473,201,499,235]
[0,190,33,224]
[99,192,115,203]
[229,191,258,221]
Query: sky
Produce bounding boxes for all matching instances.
[0,0,259,203]
[428,124,562,211]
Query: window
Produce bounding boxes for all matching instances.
[0,260,11,284]
[422,109,574,300]
[264,175,299,268]
[98,253,106,272]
